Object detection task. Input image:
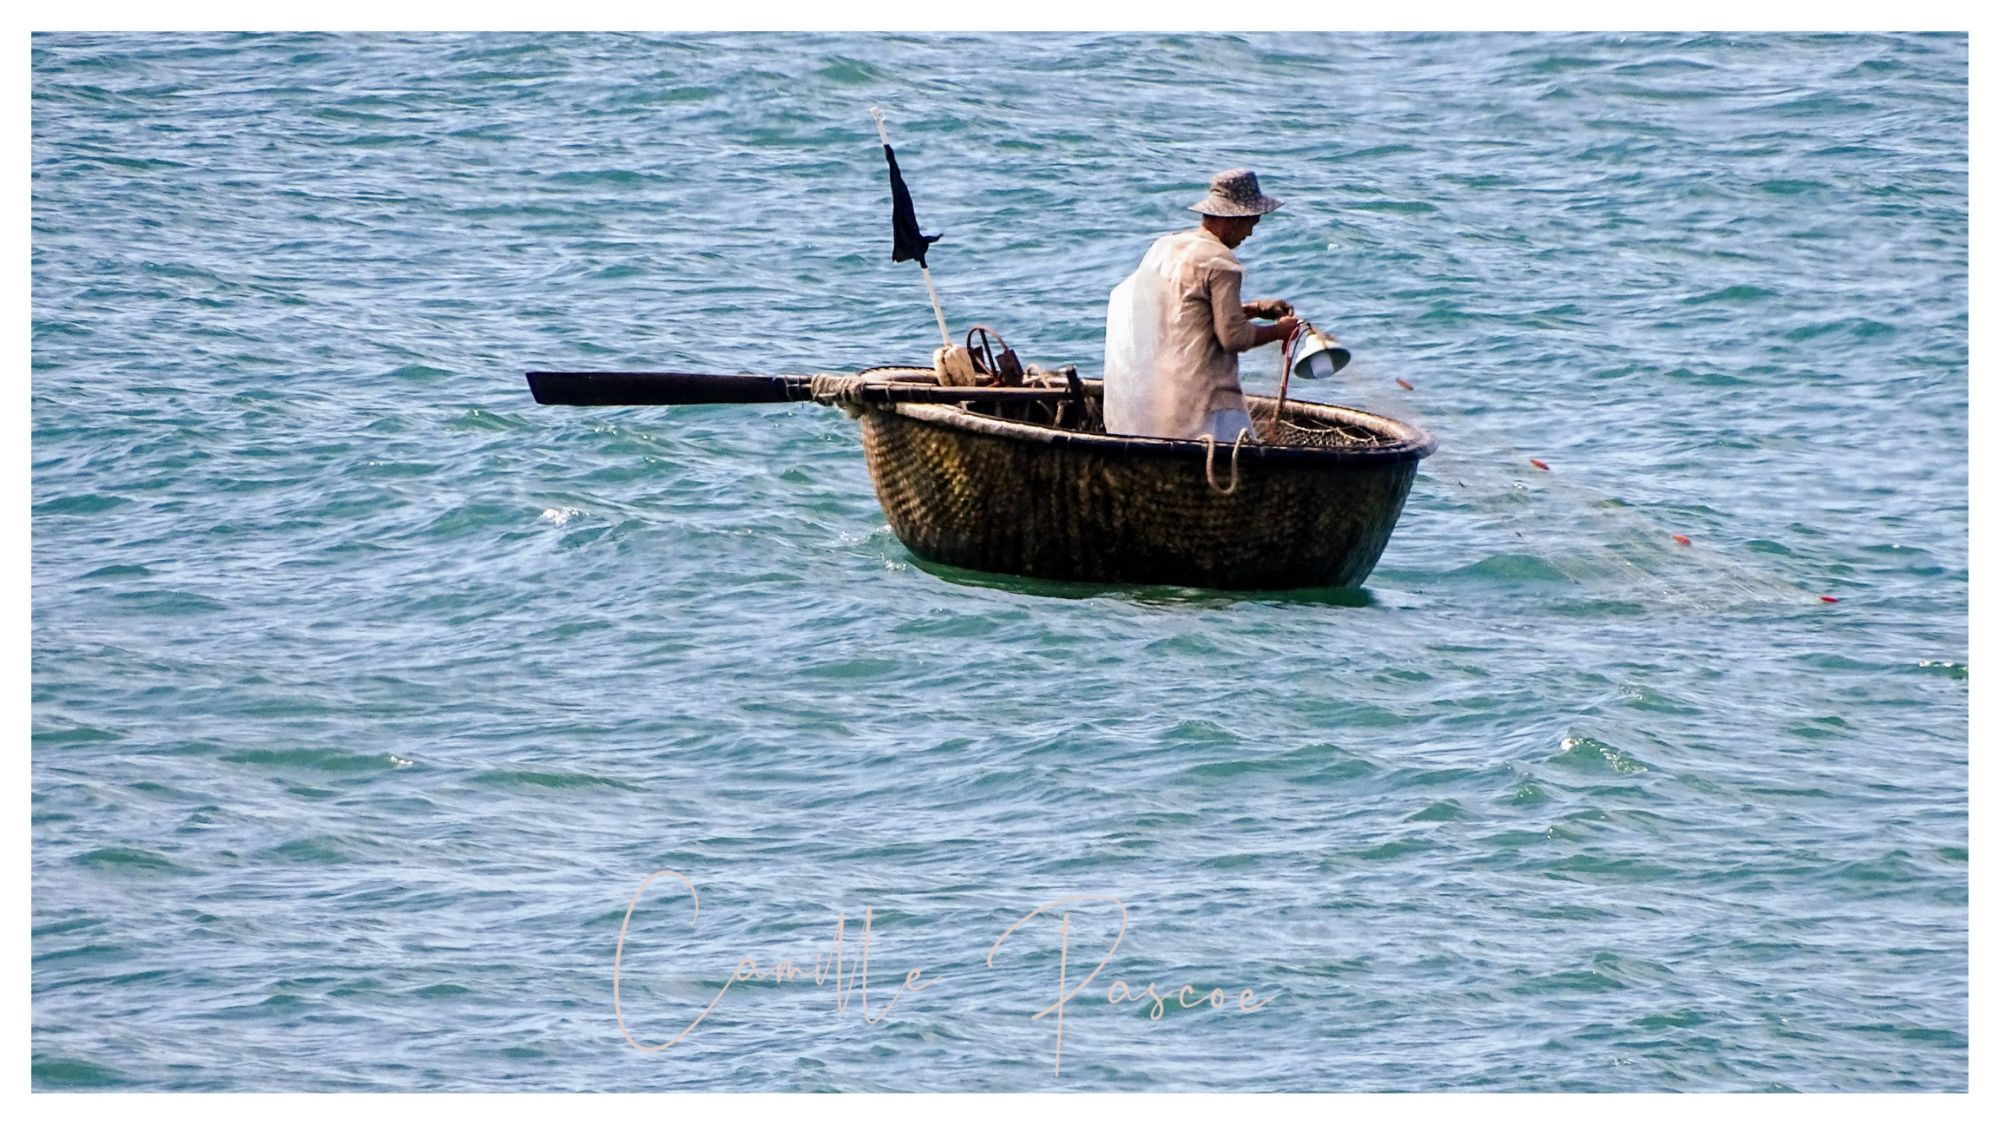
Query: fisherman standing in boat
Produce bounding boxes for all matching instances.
[1102,169,1300,441]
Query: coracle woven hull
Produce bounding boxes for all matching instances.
[858,384,1436,590]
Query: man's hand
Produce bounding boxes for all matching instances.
[1251,315,1302,348]
[1244,299,1296,321]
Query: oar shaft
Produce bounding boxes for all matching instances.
[525,370,1078,409]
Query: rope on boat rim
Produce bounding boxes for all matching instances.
[1199,427,1251,495]
[808,373,870,417]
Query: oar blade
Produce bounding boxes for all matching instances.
[525,371,802,406]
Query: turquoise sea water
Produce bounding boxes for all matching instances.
[31,32,1967,1091]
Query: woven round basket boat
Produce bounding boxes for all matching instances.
[854,371,1436,590]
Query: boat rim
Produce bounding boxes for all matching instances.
[865,387,1438,465]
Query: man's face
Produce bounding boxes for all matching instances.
[1215,215,1259,248]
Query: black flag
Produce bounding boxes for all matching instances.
[883,144,941,268]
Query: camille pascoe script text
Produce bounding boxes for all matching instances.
[612,870,1274,1076]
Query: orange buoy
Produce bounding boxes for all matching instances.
[1530,458,1550,471]
[1672,534,1692,546]
[1395,377,1414,391]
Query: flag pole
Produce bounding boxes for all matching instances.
[920,269,950,349]
[872,106,952,348]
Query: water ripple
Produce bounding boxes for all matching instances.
[32,30,1965,1092]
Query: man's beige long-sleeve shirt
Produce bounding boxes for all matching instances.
[1102,226,1256,440]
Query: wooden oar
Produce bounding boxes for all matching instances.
[525,370,1076,408]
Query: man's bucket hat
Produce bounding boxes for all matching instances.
[1189,168,1283,217]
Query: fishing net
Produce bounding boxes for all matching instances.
[1323,371,1828,610]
